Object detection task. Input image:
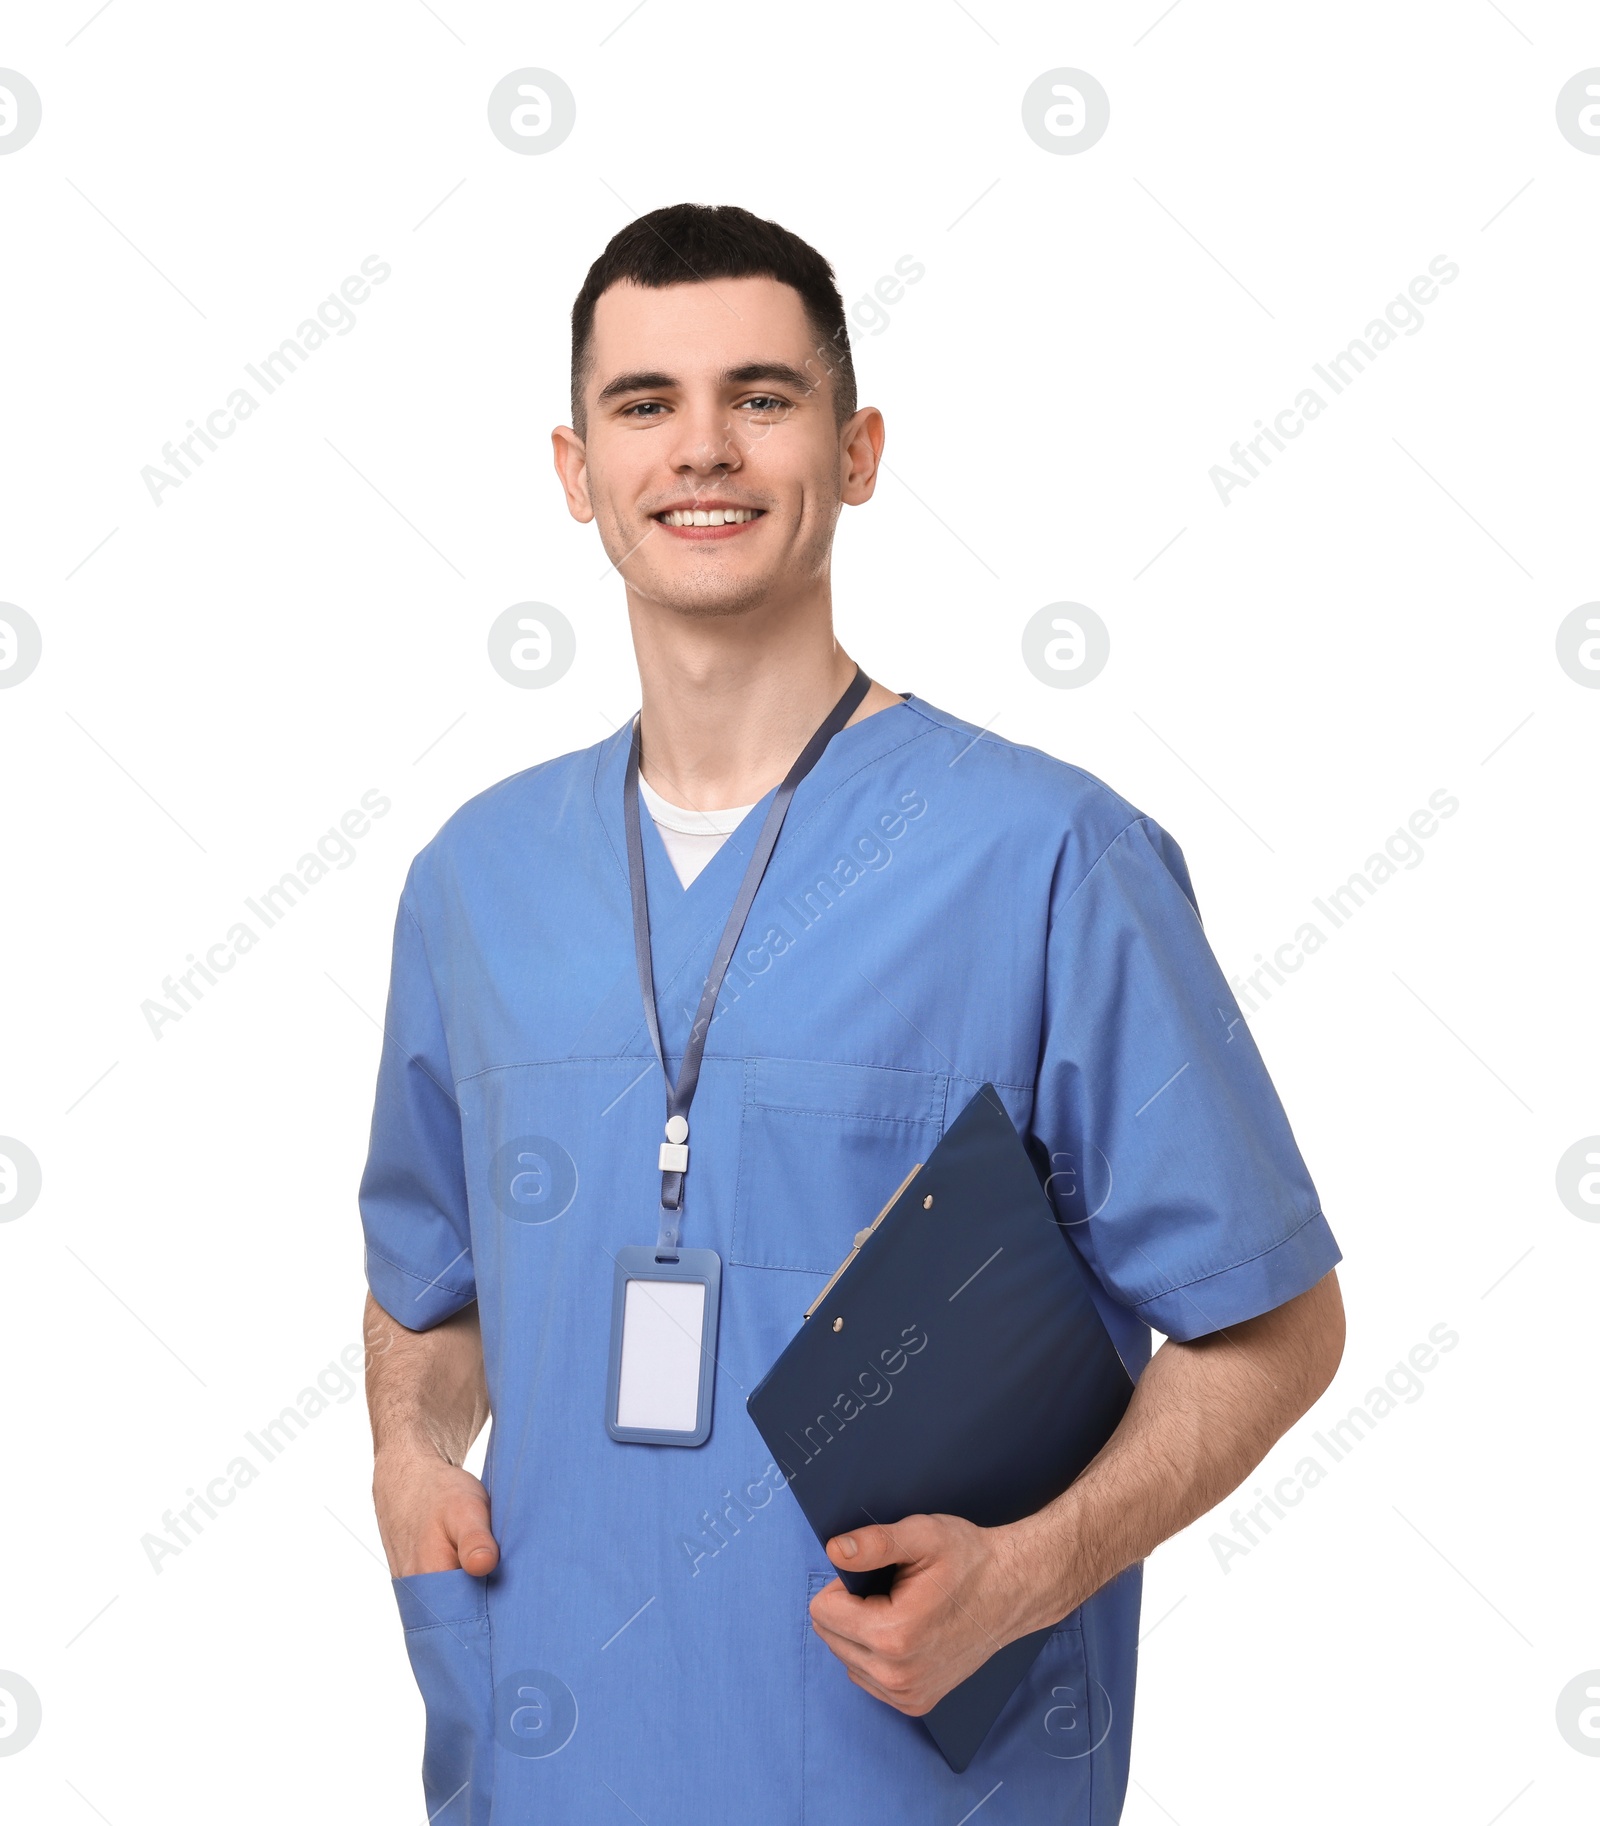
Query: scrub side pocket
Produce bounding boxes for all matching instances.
[393,1568,494,1826]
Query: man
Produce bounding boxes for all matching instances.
[360,203,1345,1825]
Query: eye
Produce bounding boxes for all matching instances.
[619,400,667,419]
[739,394,790,413]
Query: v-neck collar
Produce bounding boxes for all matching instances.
[635,769,766,905]
[599,693,923,906]
[578,694,925,1058]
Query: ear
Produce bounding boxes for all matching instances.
[551,424,594,523]
[839,406,885,507]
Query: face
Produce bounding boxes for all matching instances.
[553,276,882,620]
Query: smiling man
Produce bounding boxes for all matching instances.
[359,203,1345,1825]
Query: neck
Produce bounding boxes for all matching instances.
[627,591,890,811]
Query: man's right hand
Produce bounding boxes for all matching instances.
[373,1450,500,1578]
[363,1292,497,1579]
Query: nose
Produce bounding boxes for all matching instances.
[665,392,743,479]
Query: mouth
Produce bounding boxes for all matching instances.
[652,504,766,541]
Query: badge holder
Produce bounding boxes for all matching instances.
[611,665,868,1450]
[605,1244,721,1446]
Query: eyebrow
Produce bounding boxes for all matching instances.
[724,362,815,393]
[594,361,817,405]
[595,370,674,403]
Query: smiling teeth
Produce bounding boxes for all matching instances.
[660,508,758,526]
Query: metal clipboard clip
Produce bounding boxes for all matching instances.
[803,1162,923,1322]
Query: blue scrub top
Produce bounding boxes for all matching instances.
[360,694,1340,1826]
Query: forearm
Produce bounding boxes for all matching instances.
[364,1291,490,1469]
[364,1292,499,1576]
[1005,1271,1345,1634]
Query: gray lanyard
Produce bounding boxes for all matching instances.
[622,667,871,1253]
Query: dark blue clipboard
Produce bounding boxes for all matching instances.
[745,1081,1135,1774]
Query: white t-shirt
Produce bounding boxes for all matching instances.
[638,777,755,888]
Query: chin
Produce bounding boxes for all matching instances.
[637,566,778,621]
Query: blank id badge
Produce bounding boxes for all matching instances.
[605,1246,721,1446]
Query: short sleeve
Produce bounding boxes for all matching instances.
[358,887,475,1331]
[1036,817,1340,1342]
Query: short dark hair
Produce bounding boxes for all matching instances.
[569,203,856,433]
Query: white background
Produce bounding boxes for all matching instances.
[1,2,1596,1821]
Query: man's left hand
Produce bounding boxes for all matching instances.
[808,1513,1052,1716]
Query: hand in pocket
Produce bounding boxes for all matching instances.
[375,1452,499,1578]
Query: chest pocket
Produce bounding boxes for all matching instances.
[731,1058,949,1275]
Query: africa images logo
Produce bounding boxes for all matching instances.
[491,1135,579,1224]
[0,1138,43,1224]
[0,70,43,155]
[487,69,576,155]
[494,1669,578,1757]
[0,1670,43,1756]
[0,604,43,688]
